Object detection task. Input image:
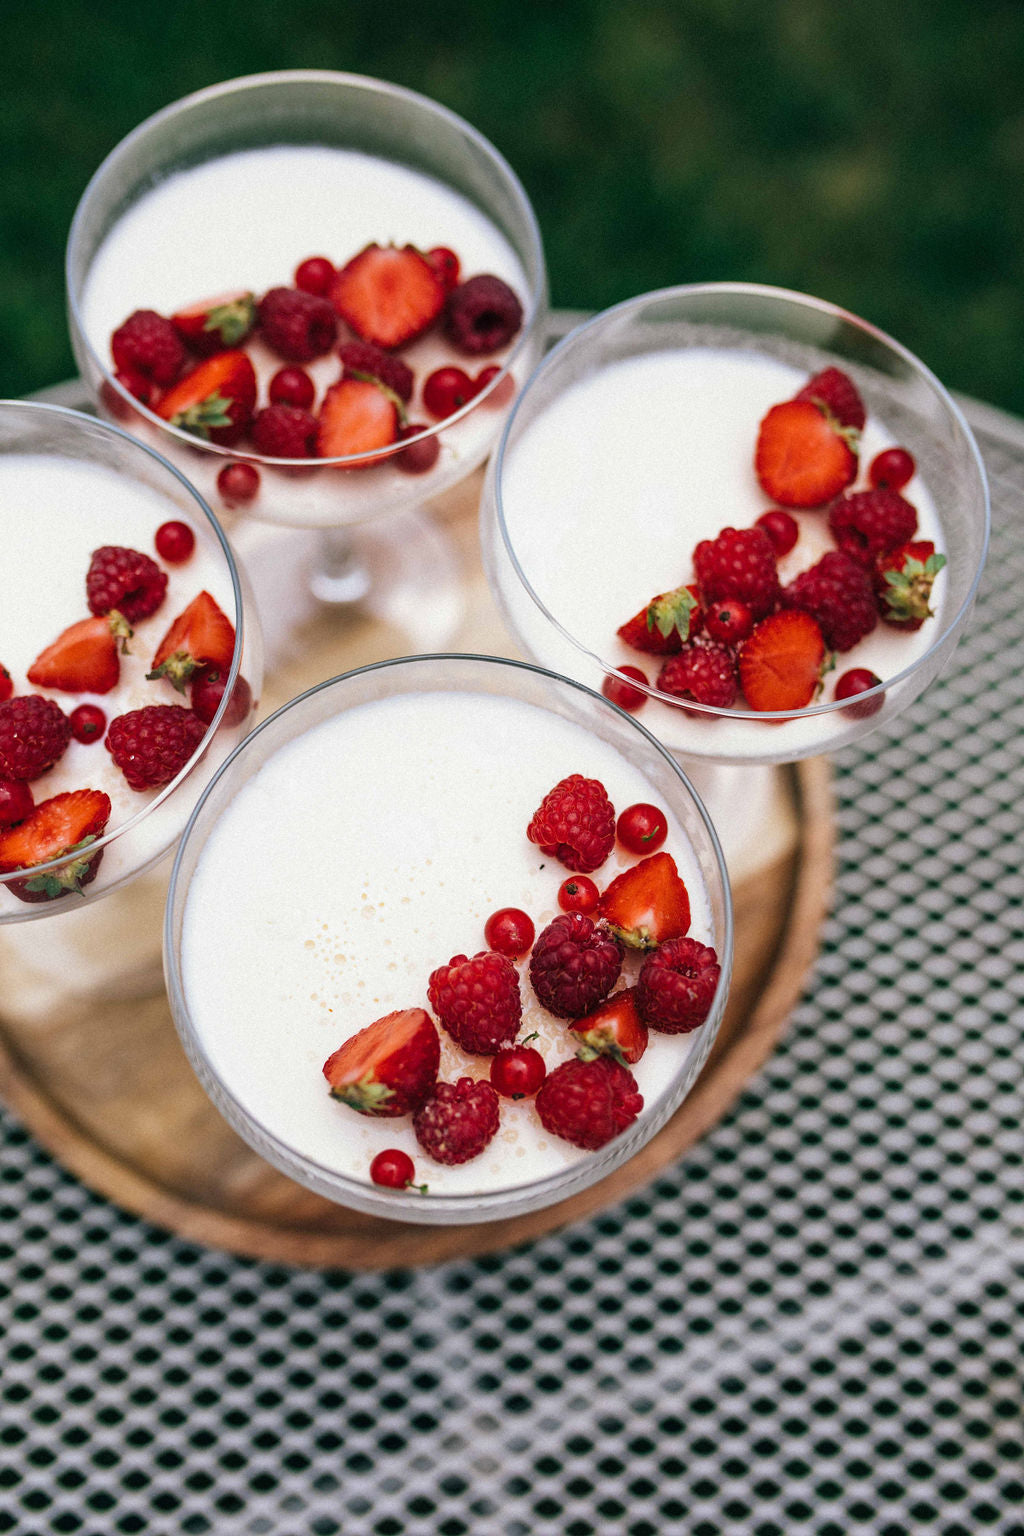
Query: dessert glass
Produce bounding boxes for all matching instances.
[481,283,990,773]
[66,69,548,649]
[164,653,733,1225]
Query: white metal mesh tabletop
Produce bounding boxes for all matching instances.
[1,383,1022,1536]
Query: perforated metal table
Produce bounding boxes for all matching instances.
[1,385,1022,1536]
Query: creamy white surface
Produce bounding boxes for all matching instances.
[180,690,717,1195]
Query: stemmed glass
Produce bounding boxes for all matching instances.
[66,70,548,654]
[164,653,733,1225]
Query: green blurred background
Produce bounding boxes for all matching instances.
[3,0,1023,414]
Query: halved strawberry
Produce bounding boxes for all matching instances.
[875,540,946,630]
[738,609,828,711]
[328,243,445,350]
[617,585,702,654]
[155,350,257,446]
[755,398,858,508]
[171,291,256,356]
[0,788,111,902]
[148,590,236,692]
[26,614,131,696]
[323,1007,440,1117]
[316,377,400,464]
[597,851,692,950]
[569,987,649,1066]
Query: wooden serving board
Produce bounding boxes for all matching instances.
[0,470,834,1268]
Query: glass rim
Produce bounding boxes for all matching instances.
[492,279,992,723]
[65,67,549,468]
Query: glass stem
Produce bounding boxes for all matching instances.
[308,527,373,607]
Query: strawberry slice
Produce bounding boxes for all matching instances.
[569,987,649,1066]
[328,243,445,350]
[875,540,946,630]
[171,291,256,356]
[155,350,257,446]
[316,377,400,464]
[0,788,111,903]
[617,586,702,654]
[755,398,858,508]
[27,615,132,696]
[148,590,236,692]
[323,1007,440,1117]
[738,609,828,711]
[597,851,692,950]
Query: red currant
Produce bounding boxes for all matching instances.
[269,366,316,410]
[154,519,196,564]
[869,446,915,491]
[557,875,600,914]
[395,422,441,475]
[473,365,515,408]
[369,1148,417,1189]
[484,906,535,959]
[426,246,461,291]
[189,668,253,728]
[0,665,12,704]
[217,462,261,505]
[69,703,107,744]
[423,366,474,420]
[704,599,754,644]
[294,256,336,296]
[835,667,883,717]
[0,777,34,828]
[616,802,669,856]
[601,666,649,713]
[490,1044,547,1098]
[755,509,799,557]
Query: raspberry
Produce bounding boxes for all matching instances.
[86,545,168,623]
[657,641,738,708]
[526,773,615,874]
[444,274,524,355]
[535,1056,643,1150]
[635,937,720,1034]
[828,488,918,564]
[110,309,186,384]
[794,366,866,431]
[693,525,780,620]
[105,704,206,791]
[337,341,414,403]
[257,286,337,362]
[529,912,622,1020]
[250,403,318,458]
[781,549,878,651]
[413,1077,500,1165]
[0,695,72,781]
[427,951,522,1054]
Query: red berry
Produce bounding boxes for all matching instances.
[869,446,916,491]
[268,366,316,410]
[428,951,522,1054]
[473,365,516,409]
[250,403,318,458]
[703,599,754,645]
[0,695,72,781]
[526,773,616,874]
[156,350,257,446]
[329,243,445,351]
[794,366,866,431]
[86,545,168,623]
[835,667,884,717]
[755,509,799,557]
[616,803,669,856]
[755,399,858,508]
[635,936,720,1034]
[569,988,648,1067]
[107,368,160,414]
[293,256,337,296]
[693,525,780,620]
[602,666,649,712]
[425,246,461,291]
[781,549,878,652]
[529,911,622,1020]
[598,851,691,950]
[828,488,918,565]
[324,1008,440,1117]
[155,520,196,564]
[557,875,600,915]
[0,666,12,704]
[423,366,475,420]
[394,423,441,476]
[69,704,107,744]
[105,704,206,791]
[217,462,261,505]
[188,667,253,728]
[444,274,524,355]
[0,778,34,827]
[111,309,186,385]
[338,341,415,404]
[874,540,946,630]
[413,1077,500,1165]
[657,642,738,709]
[490,1044,547,1098]
[535,1055,643,1150]
[739,610,827,712]
[617,586,702,653]
[258,286,337,362]
[483,907,535,959]
[0,788,111,903]
[369,1148,418,1189]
